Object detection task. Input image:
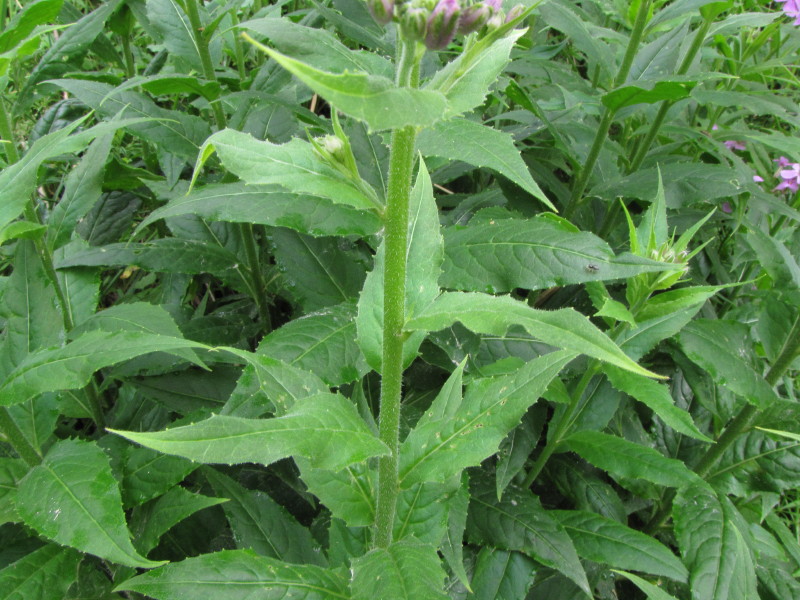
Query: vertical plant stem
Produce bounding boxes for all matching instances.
[185,0,272,329]
[240,222,272,332]
[374,40,421,549]
[627,16,712,173]
[522,362,601,487]
[121,34,136,78]
[646,313,800,532]
[0,95,20,164]
[0,408,41,466]
[563,0,652,219]
[184,0,227,131]
[597,16,713,238]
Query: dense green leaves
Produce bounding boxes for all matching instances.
[674,482,759,600]
[399,350,573,487]
[405,292,659,377]
[1,1,798,597]
[110,393,389,470]
[116,550,350,599]
[440,217,668,293]
[0,331,208,406]
[246,36,447,130]
[137,182,382,237]
[351,540,448,600]
[17,439,162,568]
[467,481,591,596]
[565,431,699,488]
[552,510,688,581]
[0,544,81,600]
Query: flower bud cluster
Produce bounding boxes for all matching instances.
[367,0,524,50]
[648,242,689,291]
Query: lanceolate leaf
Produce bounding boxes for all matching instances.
[440,218,669,293]
[674,482,759,600]
[469,548,537,600]
[132,486,227,555]
[17,439,163,568]
[296,459,376,527]
[47,130,114,251]
[109,393,389,471]
[612,570,681,600]
[0,0,63,53]
[195,129,377,210]
[426,28,526,117]
[350,540,448,600]
[405,292,660,378]
[221,351,329,417]
[245,35,447,130]
[603,365,710,441]
[551,510,688,582]
[467,481,591,596]
[0,543,81,600]
[564,431,698,488]
[57,238,245,283]
[136,183,381,237]
[357,161,442,372]
[0,331,209,406]
[679,319,780,409]
[399,350,574,487]
[417,119,553,209]
[204,468,325,566]
[240,17,392,77]
[49,79,210,161]
[257,301,368,386]
[116,549,350,599]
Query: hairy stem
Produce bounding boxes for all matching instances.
[374,40,421,549]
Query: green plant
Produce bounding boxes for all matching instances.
[0,0,799,599]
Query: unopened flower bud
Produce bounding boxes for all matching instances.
[458,2,491,34]
[425,0,460,50]
[401,6,428,41]
[505,3,525,23]
[313,135,347,166]
[367,0,394,25]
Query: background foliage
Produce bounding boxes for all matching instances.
[0,0,799,598]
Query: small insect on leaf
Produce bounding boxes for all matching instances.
[585,263,600,273]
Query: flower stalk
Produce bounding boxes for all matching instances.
[374,38,423,549]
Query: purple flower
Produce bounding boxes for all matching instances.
[425,0,461,50]
[367,0,394,25]
[505,4,525,23]
[774,156,792,168]
[775,162,800,193]
[724,140,746,151]
[753,175,764,183]
[776,0,800,25]
[712,125,745,151]
[458,2,492,35]
[721,202,733,214]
